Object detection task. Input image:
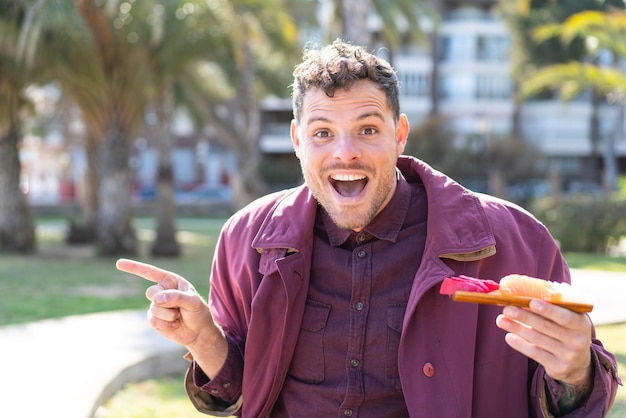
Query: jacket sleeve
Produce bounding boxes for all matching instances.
[526,227,622,417]
[532,340,621,417]
[183,333,245,416]
[183,213,259,416]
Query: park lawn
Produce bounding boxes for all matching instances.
[595,322,626,417]
[564,252,626,272]
[0,217,224,326]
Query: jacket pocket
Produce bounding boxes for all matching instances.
[386,303,406,392]
[287,299,331,384]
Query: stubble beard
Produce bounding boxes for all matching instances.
[302,165,396,231]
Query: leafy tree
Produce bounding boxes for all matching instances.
[52,0,153,256]
[499,0,624,182]
[39,0,301,256]
[519,8,626,193]
[140,0,300,254]
[180,0,300,208]
[327,0,433,52]
[329,0,372,46]
[130,0,240,257]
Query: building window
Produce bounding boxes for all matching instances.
[441,74,475,100]
[440,35,475,62]
[476,35,510,62]
[475,75,512,99]
[399,71,430,97]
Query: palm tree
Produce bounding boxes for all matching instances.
[326,0,433,52]
[43,0,301,256]
[330,0,372,46]
[500,0,624,183]
[0,0,44,253]
[519,9,626,193]
[179,0,300,208]
[51,0,152,255]
[133,0,233,257]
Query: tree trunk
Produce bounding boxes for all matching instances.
[96,119,137,255]
[428,0,445,117]
[603,104,620,195]
[150,88,180,257]
[588,88,603,183]
[231,144,266,209]
[83,132,100,232]
[602,54,622,196]
[511,85,523,139]
[0,125,35,254]
[337,0,372,47]
[66,131,99,244]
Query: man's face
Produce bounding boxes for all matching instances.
[291,79,409,231]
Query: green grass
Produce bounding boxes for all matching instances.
[0,217,225,326]
[95,375,207,418]
[3,217,624,416]
[596,323,626,418]
[564,252,626,272]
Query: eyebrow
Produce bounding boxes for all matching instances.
[357,112,385,122]
[308,112,385,125]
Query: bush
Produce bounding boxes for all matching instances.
[531,194,626,253]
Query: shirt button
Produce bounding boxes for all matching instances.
[222,381,231,388]
[423,362,435,378]
[357,250,367,258]
[357,233,367,242]
[344,408,353,416]
[350,358,360,367]
[355,302,364,311]
[210,388,220,395]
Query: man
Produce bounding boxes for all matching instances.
[117,40,620,417]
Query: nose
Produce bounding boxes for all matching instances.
[332,134,361,162]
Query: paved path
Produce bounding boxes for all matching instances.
[0,310,187,418]
[1,269,624,418]
[570,269,626,326]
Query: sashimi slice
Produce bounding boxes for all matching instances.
[440,275,500,295]
[496,274,558,301]
[493,274,594,305]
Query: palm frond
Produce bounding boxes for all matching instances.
[521,61,626,101]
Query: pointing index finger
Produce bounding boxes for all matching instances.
[116,258,183,289]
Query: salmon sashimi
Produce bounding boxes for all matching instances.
[493,274,594,305]
[495,274,560,301]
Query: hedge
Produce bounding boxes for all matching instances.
[530,194,626,253]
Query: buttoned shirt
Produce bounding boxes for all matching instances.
[272,173,428,417]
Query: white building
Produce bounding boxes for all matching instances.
[260,1,626,192]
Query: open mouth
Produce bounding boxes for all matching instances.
[330,174,368,198]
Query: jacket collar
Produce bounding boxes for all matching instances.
[397,156,496,261]
[252,155,495,260]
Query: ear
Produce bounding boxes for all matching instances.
[395,113,410,155]
[290,119,301,158]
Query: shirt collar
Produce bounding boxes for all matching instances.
[320,169,412,247]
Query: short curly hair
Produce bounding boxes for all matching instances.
[291,39,400,122]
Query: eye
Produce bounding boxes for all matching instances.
[360,127,377,135]
[313,130,331,138]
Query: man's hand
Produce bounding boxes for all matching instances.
[116,258,228,378]
[496,299,593,409]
